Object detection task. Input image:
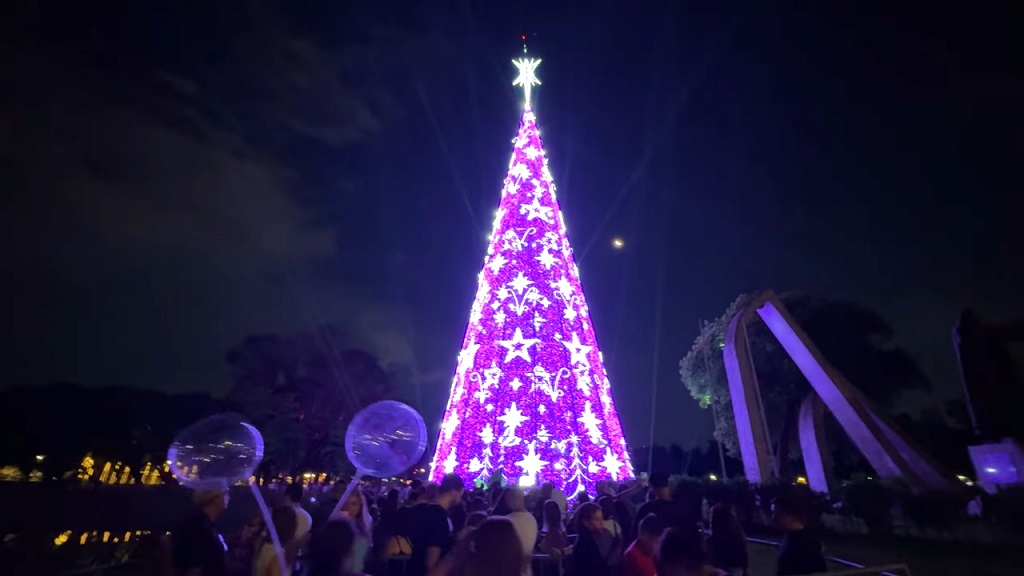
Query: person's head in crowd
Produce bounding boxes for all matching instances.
[771,493,810,532]
[340,489,372,536]
[656,528,709,575]
[576,502,605,534]
[408,484,426,504]
[285,482,303,505]
[539,482,554,499]
[383,488,400,512]
[467,496,489,514]
[711,503,745,541]
[307,517,357,576]
[636,514,663,552]
[503,486,527,513]
[649,472,671,500]
[270,505,298,545]
[437,473,465,509]
[192,481,229,519]
[330,480,347,498]
[462,517,525,576]
[542,499,564,533]
[576,490,591,506]
[466,511,488,529]
[492,488,512,516]
[424,482,440,503]
[596,480,616,497]
[597,495,616,523]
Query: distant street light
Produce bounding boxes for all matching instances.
[611,237,625,249]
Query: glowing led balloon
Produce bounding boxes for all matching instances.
[346,401,427,478]
[167,414,264,488]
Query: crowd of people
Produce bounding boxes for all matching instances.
[158,471,828,576]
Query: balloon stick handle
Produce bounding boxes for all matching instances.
[328,471,362,519]
[249,481,289,576]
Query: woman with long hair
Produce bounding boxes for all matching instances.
[538,500,570,555]
[307,517,358,576]
[707,504,748,576]
[429,516,526,576]
[253,506,298,576]
[339,488,373,574]
[225,514,264,576]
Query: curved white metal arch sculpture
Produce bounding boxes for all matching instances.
[723,292,957,494]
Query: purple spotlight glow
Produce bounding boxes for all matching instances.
[428,103,633,495]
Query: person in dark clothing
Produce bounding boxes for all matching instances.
[407,473,464,576]
[171,485,230,576]
[570,502,617,576]
[656,528,726,576]
[307,517,358,576]
[532,482,555,526]
[708,504,748,576]
[634,473,681,534]
[772,495,827,576]
[672,482,704,533]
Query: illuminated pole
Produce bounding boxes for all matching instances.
[700,319,728,479]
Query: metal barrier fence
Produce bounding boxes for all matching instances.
[61,539,911,576]
[815,566,912,576]
[747,537,912,576]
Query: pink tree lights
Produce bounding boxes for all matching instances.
[428,58,633,495]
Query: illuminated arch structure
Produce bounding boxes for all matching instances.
[723,292,958,495]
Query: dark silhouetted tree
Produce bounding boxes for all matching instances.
[224,325,397,474]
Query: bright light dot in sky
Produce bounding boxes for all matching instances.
[611,238,625,249]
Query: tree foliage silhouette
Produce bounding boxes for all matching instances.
[225,325,397,473]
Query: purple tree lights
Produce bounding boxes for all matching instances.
[428,58,633,495]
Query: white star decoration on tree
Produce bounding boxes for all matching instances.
[535,249,557,269]
[443,448,459,473]
[497,327,541,363]
[510,162,531,180]
[517,441,549,477]
[522,196,553,223]
[508,271,533,294]
[600,447,623,480]
[487,253,508,274]
[512,58,542,104]
[498,402,529,432]
[441,412,460,440]
[456,340,480,376]
[562,332,593,367]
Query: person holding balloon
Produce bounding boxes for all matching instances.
[338,487,373,573]
[169,402,429,576]
[170,483,230,576]
[253,505,299,576]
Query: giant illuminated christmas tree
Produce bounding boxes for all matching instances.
[428,57,633,495]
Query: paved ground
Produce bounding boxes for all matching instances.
[746,537,1022,576]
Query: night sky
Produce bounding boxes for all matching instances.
[4,1,1022,448]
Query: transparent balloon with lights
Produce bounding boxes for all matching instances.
[330,400,427,517]
[167,414,287,576]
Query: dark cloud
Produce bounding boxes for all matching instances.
[2,3,422,393]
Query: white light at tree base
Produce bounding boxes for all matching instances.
[428,57,633,495]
